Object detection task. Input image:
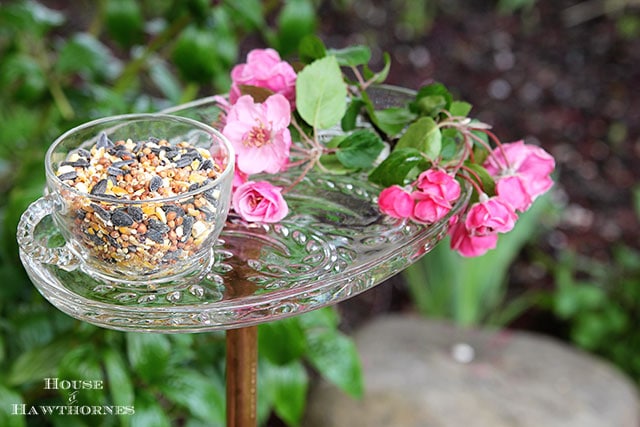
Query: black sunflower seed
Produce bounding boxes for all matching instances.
[76,148,91,158]
[181,216,194,241]
[127,206,144,222]
[85,232,104,246]
[96,132,113,149]
[57,171,78,181]
[199,159,213,170]
[174,156,193,168]
[165,148,180,160]
[107,166,126,176]
[112,159,135,168]
[148,218,170,234]
[111,210,134,227]
[90,203,111,221]
[145,229,164,243]
[162,204,185,216]
[149,175,163,192]
[90,179,108,195]
[61,159,89,168]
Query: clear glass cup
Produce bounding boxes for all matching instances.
[17,114,234,285]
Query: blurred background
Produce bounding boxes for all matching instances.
[0,0,638,426]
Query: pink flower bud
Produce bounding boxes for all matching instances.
[229,49,297,107]
[378,185,414,218]
[232,181,289,223]
[449,220,499,257]
[415,168,461,202]
[465,196,518,236]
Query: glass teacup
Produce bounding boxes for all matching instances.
[17,114,234,285]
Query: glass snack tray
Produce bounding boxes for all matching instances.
[18,96,470,333]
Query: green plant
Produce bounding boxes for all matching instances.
[0,1,357,426]
[547,246,640,382]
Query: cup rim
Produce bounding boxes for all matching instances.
[45,113,235,205]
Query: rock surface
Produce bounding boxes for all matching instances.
[304,315,640,427]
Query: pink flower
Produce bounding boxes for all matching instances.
[378,185,413,218]
[465,195,517,236]
[232,181,289,223]
[449,220,499,257]
[415,169,461,201]
[484,140,555,212]
[229,49,297,106]
[222,94,292,175]
[411,169,461,224]
[412,196,452,224]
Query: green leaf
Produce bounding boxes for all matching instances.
[449,100,472,117]
[259,317,307,365]
[131,390,171,427]
[305,329,363,398]
[298,34,327,64]
[412,82,453,115]
[222,0,265,31]
[58,346,105,406]
[363,52,392,83]
[441,128,463,159]
[0,54,47,102]
[159,368,225,424]
[0,1,64,37]
[7,339,71,385]
[56,33,121,80]
[276,0,317,56]
[103,348,135,410]
[396,116,442,160]
[369,147,429,187]
[298,306,340,330]
[265,360,309,427]
[105,0,144,48]
[369,106,415,137]
[172,25,220,83]
[0,385,26,427]
[341,97,365,131]
[148,58,182,103]
[335,129,385,169]
[328,45,372,67]
[296,55,347,129]
[126,333,171,384]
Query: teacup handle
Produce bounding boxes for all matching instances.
[17,197,79,270]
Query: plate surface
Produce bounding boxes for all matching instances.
[20,168,468,332]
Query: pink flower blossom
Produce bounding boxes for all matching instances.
[411,169,461,224]
[449,220,499,257]
[412,196,452,224]
[222,94,292,175]
[448,196,517,257]
[232,181,289,223]
[484,140,555,212]
[415,169,461,201]
[378,185,413,218]
[229,48,297,106]
[465,195,517,236]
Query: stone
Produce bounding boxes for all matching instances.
[304,315,640,427]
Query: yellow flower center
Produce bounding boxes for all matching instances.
[245,122,271,148]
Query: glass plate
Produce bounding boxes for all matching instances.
[19,88,470,332]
